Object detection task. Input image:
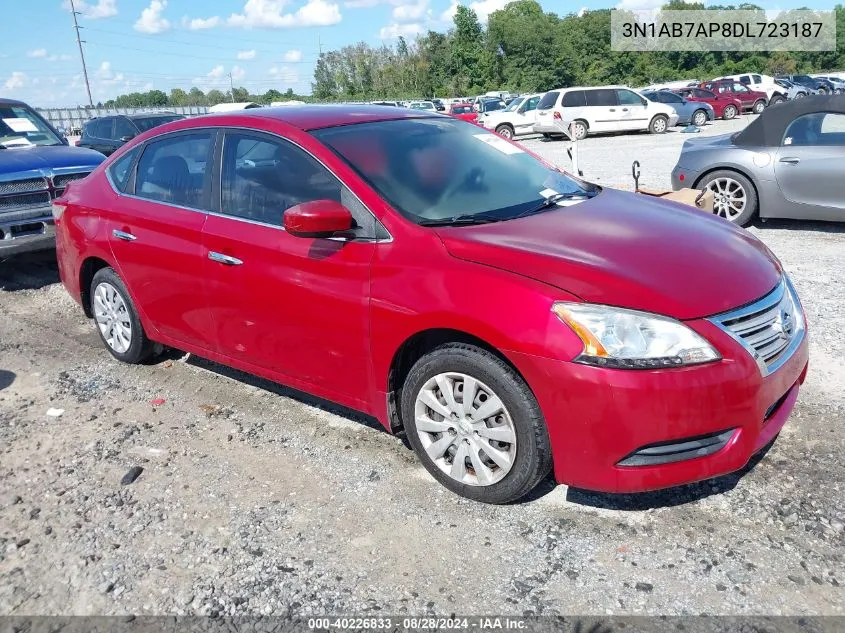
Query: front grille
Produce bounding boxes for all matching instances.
[0,192,51,211]
[0,177,49,195]
[709,279,804,377]
[52,172,90,191]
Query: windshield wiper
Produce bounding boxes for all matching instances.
[512,192,594,220]
[418,213,504,227]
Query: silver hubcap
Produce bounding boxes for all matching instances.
[414,372,516,487]
[724,107,735,119]
[653,117,666,132]
[93,282,132,354]
[694,112,706,126]
[574,124,586,139]
[499,127,512,139]
[707,177,747,221]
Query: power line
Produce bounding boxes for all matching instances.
[86,40,318,64]
[69,0,94,107]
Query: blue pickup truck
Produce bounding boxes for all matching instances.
[1,98,105,257]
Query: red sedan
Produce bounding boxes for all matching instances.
[674,87,743,121]
[699,80,769,114]
[448,102,478,124]
[53,106,808,504]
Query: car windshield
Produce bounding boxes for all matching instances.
[313,118,595,225]
[0,104,63,148]
[504,97,525,112]
[131,115,184,133]
[483,100,505,112]
[452,105,473,114]
[411,103,434,110]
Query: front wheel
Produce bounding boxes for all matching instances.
[795,91,806,99]
[752,100,766,114]
[769,95,784,106]
[90,267,154,364]
[401,343,552,504]
[722,104,737,120]
[692,109,708,127]
[817,87,828,95]
[495,124,514,140]
[649,115,668,134]
[698,170,758,226]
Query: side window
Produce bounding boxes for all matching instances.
[617,89,643,105]
[114,117,136,141]
[561,90,586,107]
[784,112,845,147]
[135,132,212,208]
[734,83,749,93]
[87,119,108,139]
[538,91,560,109]
[221,132,380,237]
[662,92,684,104]
[752,74,762,83]
[585,89,618,106]
[107,146,141,193]
[739,75,750,84]
[523,96,540,112]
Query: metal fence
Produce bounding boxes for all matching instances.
[36,106,210,134]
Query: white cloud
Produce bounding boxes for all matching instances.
[183,15,221,29]
[61,0,117,19]
[577,6,587,16]
[392,0,429,23]
[615,0,664,9]
[134,0,171,34]
[193,65,246,86]
[283,49,303,62]
[467,0,508,22]
[208,65,226,80]
[345,0,379,6]
[96,61,125,85]
[439,0,458,21]
[28,49,48,58]
[4,72,28,90]
[231,65,246,81]
[269,65,300,84]
[228,0,342,28]
[379,22,424,38]
[237,49,257,59]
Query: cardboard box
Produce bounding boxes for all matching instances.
[637,187,714,213]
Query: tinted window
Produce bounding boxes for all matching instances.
[108,146,140,192]
[695,89,715,99]
[87,119,111,139]
[739,75,750,84]
[132,115,183,133]
[659,91,684,104]
[561,91,586,107]
[538,91,561,109]
[585,89,618,106]
[783,112,845,146]
[221,133,344,227]
[617,89,644,105]
[113,117,136,140]
[135,133,212,208]
[753,74,762,82]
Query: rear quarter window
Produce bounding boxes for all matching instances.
[107,146,141,193]
[538,91,560,109]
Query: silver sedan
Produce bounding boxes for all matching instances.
[671,95,845,225]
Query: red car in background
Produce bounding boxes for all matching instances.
[673,87,743,121]
[448,102,478,124]
[53,106,808,504]
[699,80,768,114]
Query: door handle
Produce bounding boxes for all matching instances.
[208,251,243,266]
[621,108,629,112]
[609,108,616,112]
[779,157,800,165]
[112,229,136,241]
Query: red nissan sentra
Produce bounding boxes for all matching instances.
[53,105,808,504]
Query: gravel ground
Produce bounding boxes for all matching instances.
[1,120,844,617]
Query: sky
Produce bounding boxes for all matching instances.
[1,0,839,107]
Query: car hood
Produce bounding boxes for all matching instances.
[436,188,781,320]
[0,144,105,176]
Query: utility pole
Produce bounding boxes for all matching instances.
[228,72,235,102]
[69,0,94,108]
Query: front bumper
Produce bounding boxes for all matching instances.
[508,318,809,493]
[0,210,56,256]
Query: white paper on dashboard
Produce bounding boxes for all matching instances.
[3,118,38,133]
[473,133,524,155]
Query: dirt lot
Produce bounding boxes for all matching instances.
[1,124,844,616]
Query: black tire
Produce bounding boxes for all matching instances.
[722,104,737,120]
[697,169,758,226]
[769,95,784,106]
[648,114,668,134]
[401,343,552,504]
[752,100,766,114]
[692,109,708,127]
[90,267,154,364]
[795,91,806,99]
[495,124,514,140]
[570,120,588,140]
[817,87,828,95]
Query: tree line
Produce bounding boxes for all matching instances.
[98,0,845,108]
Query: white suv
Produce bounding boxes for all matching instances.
[532,86,679,140]
[480,93,542,140]
[717,73,788,104]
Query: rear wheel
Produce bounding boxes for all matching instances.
[722,104,737,120]
[401,343,552,504]
[495,124,514,140]
[692,109,708,127]
[570,120,588,140]
[649,115,668,134]
[90,267,154,364]
[698,170,758,226]
[769,95,785,106]
[752,100,766,114]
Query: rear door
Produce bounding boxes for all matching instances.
[774,112,845,219]
[106,130,216,351]
[513,95,541,133]
[200,129,377,402]
[614,89,647,131]
[535,90,561,130]
[584,89,620,132]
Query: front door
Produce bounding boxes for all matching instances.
[513,95,541,134]
[106,130,216,351]
[616,89,650,131]
[201,130,377,404]
[774,112,845,219]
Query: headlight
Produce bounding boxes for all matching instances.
[552,302,721,369]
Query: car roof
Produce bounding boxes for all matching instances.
[734,93,845,146]
[195,104,434,131]
[0,98,30,107]
[127,112,181,119]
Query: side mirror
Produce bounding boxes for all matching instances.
[284,200,354,238]
[119,135,135,143]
